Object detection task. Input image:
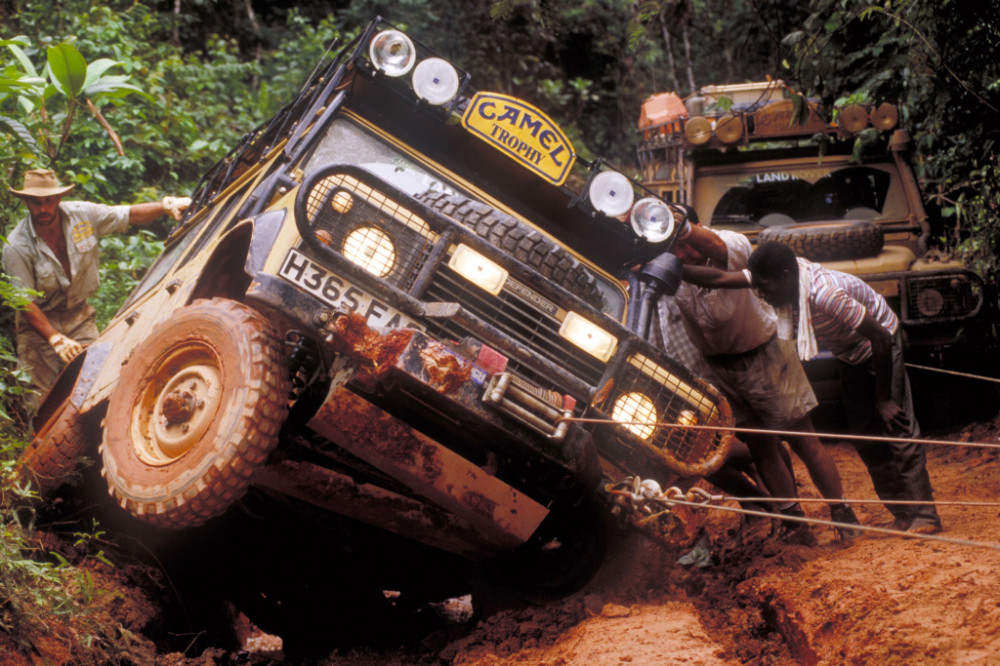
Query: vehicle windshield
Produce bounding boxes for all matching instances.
[693,160,910,232]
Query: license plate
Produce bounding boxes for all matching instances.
[278,248,424,331]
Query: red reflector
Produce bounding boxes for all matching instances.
[563,394,577,412]
[476,344,508,376]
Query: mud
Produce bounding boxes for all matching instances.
[7,415,1000,665]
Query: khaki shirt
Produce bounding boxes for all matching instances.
[3,200,130,326]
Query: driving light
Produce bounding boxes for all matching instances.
[448,243,509,295]
[684,116,712,145]
[840,104,868,133]
[412,57,460,105]
[369,30,416,77]
[916,287,945,317]
[588,171,635,217]
[559,311,617,363]
[630,197,675,244]
[612,392,657,440]
[343,226,396,277]
[871,102,899,130]
[330,190,354,214]
[715,114,743,144]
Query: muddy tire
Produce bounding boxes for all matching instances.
[18,400,87,498]
[100,298,290,529]
[416,191,605,309]
[759,220,884,261]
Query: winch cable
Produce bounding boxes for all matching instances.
[651,488,1000,552]
[906,362,1000,384]
[561,417,1000,451]
[717,495,1000,509]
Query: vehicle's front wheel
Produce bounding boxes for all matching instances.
[100,298,290,529]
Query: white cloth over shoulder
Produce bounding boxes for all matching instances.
[775,257,819,361]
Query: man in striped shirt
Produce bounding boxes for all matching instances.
[746,241,941,534]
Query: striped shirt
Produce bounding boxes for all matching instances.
[805,259,898,365]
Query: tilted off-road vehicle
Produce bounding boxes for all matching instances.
[637,80,993,400]
[19,18,733,646]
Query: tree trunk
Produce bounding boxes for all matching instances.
[681,19,696,94]
[659,12,681,93]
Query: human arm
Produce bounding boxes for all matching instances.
[681,264,752,289]
[677,224,729,268]
[126,196,191,226]
[856,312,910,433]
[21,302,83,363]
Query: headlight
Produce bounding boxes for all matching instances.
[588,171,635,218]
[448,243,509,295]
[343,226,396,277]
[612,391,657,440]
[559,311,617,362]
[630,197,675,243]
[369,30,416,77]
[412,57,460,105]
[915,288,945,318]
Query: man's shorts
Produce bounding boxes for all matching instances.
[705,335,817,429]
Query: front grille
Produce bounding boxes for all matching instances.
[423,266,607,392]
[600,353,729,473]
[904,272,982,324]
[303,173,437,291]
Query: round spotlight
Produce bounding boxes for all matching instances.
[412,57,460,105]
[839,104,869,134]
[612,392,657,440]
[369,30,416,77]
[916,288,945,318]
[630,197,675,244]
[343,226,396,277]
[715,114,744,144]
[588,171,635,218]
[684,116,712,145]
[871,102,899,130]
[330,190,354,214]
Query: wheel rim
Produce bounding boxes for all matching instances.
[131,344,223,466]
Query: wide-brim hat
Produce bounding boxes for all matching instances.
[8,169,74,200]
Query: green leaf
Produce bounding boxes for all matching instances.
[82,58,121,90]
[7,43,38,78]
[47,42,88,97]
[0,115,41,155]
[82,80,150,101]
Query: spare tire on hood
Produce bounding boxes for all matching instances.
[758,220,884,261]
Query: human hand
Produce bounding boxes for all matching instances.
[876,398,911,434]
[162,196,192,221]
[47,333,84,364]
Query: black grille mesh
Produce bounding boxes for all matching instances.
[423,267,606,391]
[304,173,437,291]
[905,273,980,323]
[602,353,728,469]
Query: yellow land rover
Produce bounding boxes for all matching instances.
[638,81,989,398]
[19,18,732,652]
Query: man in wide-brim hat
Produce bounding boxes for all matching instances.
[3,168,191,418]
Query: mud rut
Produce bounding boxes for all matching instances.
[22,375,1000,665]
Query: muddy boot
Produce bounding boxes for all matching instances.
[777,503,816,546]
[829,503,863,540]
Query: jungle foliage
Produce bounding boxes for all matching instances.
[0,0,996,423]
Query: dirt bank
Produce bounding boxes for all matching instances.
[5,416,999,665]
[321,417,1000,665]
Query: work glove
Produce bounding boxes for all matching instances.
[48,333,84,364]
[162,196,192,221]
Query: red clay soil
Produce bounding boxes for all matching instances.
[5,417,999,665]
[324,416,1000,666]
